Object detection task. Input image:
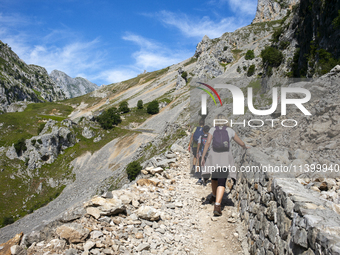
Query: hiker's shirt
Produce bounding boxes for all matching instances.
[198,134,209,158]
[204,126,237,180]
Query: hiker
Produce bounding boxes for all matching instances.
[195,125,210,185]
[188,118,205,173]
[201,114,249,216]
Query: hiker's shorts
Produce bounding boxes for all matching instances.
[192,147,197,157]
[211,178,226,187]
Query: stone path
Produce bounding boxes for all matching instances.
[11,150,247,255]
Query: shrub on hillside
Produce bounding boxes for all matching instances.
[37,123,45,134]
[181,71,188,80]
[137,100,143,109]
[119,101,130,113]
[96,107,122,130]
[147,100,159,115]
[261,46,283,67]
[126,161,142,181]
[317,49,340,75]
[14,138,27,155]
[247,65,256,76]
[245,50,255,60]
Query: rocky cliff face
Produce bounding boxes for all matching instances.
[252,0,300,24]
[290,0,340,77]
[0,41,65,113]
[49,70,98,99]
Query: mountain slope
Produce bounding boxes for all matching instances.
[0,41,65,113]
[49,70,98,99]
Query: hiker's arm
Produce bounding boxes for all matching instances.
[233,133,249,149]
[188,133,194,151]
[201,133,212,166]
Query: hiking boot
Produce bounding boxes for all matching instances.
[196,179,203,185]
[209,195,216,204]
[213,204,222,216]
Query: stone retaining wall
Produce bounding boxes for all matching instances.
[234,148,340,255]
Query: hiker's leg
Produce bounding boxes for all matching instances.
[216,178,226,204]
[192,147,197,171]
[211,179,218,196]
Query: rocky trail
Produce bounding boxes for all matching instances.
[0,149,247,255]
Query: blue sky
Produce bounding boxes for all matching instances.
[0,0,257,85]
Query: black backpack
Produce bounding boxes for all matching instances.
[193,127,204,143]
[212,126,230,152]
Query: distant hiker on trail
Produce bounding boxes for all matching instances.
[195,125,210,185]
[201,114,249,216]
[188,118,205,173]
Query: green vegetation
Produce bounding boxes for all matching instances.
[317,49,340,75]
[183,57,197,67]
[181,71,188,80]
[0,102,73,147]
[245,50,255,60]
[118,101,130,113]
[147,100,159,115]
[272,26,284,43]
[137,100,143,109]
[1,216,14,227]
[333,10,340,29]
[37,123,45,134]
[289,43,340,77]
[279,41,290,50]
[261,46,283,68]
[14,138,27,155]
[126,161,142,181]
[247,65,256,77]
[96,107,122,130]
[237,66,241,73]
[219,63,228,71]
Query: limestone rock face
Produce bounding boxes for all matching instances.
[0,40,65,113]
[49,70,98,99]
[21,120,76,170]
[252,0,300,24]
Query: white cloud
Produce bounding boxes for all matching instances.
[225,0,257,16]
[95,69,139,84]
[0,24,106,84]
[156,11,244,39]
[124,33,190,69]
[95,33,192,84]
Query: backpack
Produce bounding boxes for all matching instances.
[212,126,230,152]
[200,134,209,155]
[193,127,204,143]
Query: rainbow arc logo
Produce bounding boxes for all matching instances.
[196,82,223,108]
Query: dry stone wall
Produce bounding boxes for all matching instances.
[234,148,340,255]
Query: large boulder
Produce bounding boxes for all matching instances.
[56,223,90,243]
[84,196,125,218]
[137,206,160,221]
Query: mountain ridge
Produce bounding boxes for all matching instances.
[0,40,65,113]
[49,70,98,99]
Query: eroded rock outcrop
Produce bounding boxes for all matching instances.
[252,0,300,24]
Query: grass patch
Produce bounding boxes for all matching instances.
[0,102,73,147]
[184,57,197,67]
